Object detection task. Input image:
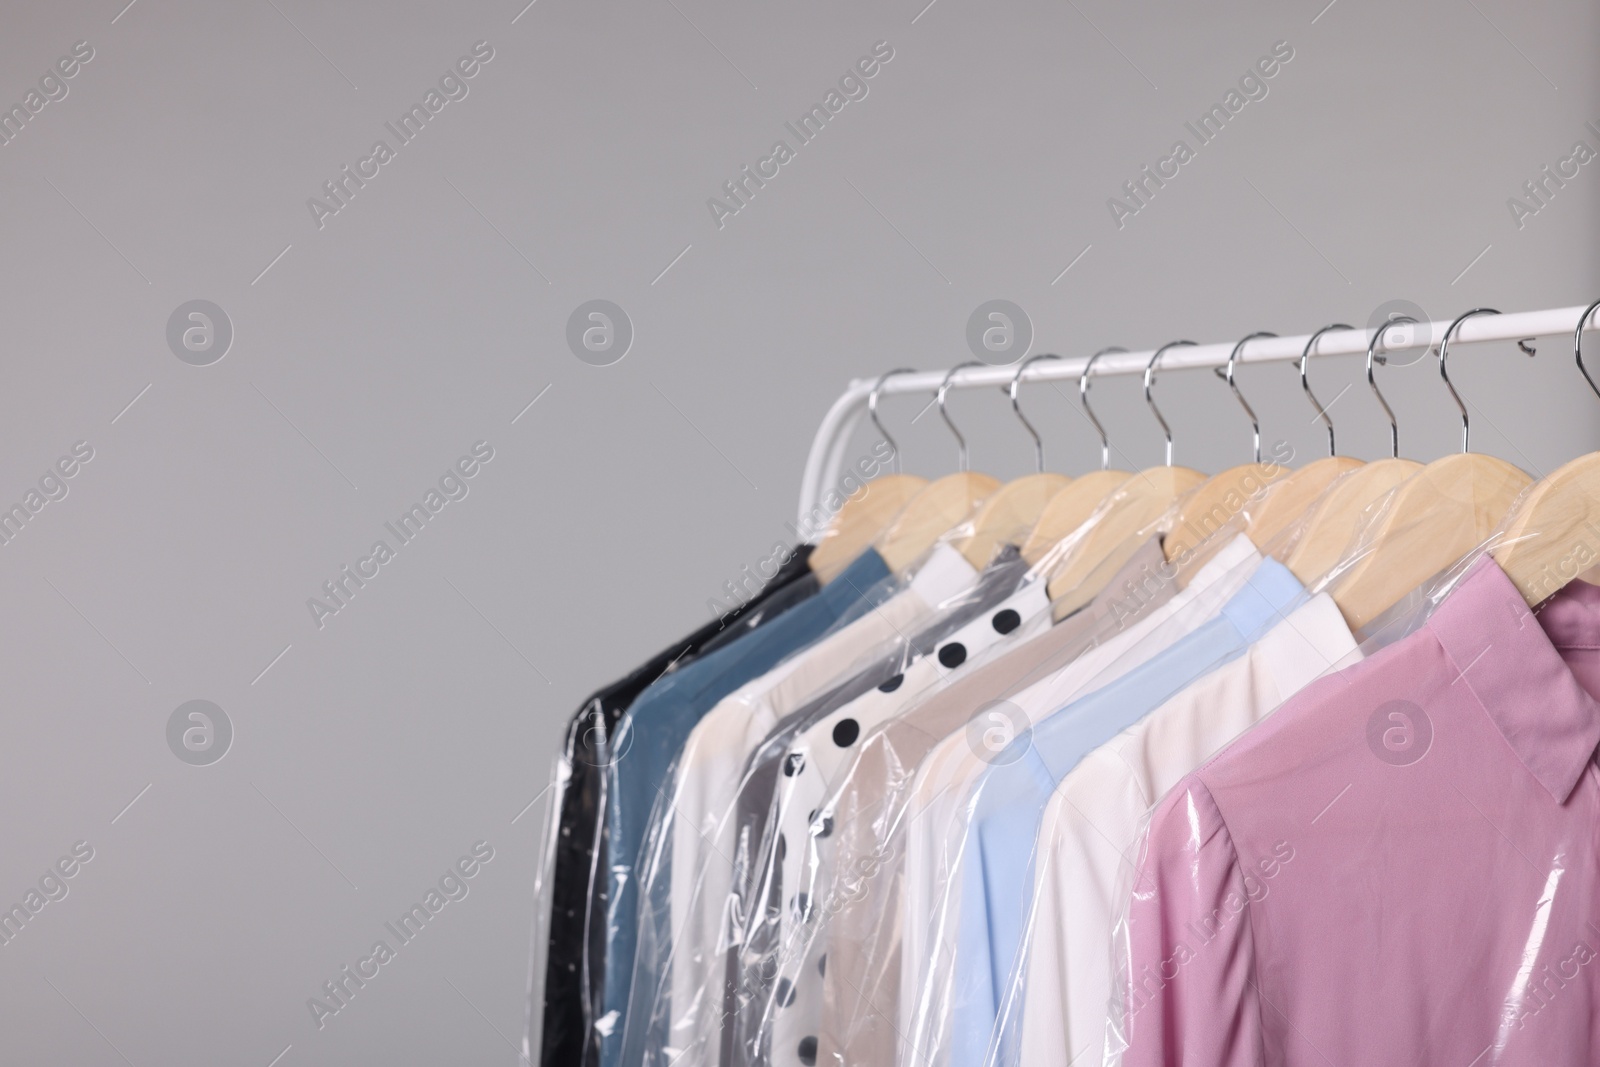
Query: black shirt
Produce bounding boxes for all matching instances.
[537,545,819,1067]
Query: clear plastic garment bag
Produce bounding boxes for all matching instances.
[532,304,1600,1067]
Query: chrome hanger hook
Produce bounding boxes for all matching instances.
[1366,317,1414,460]
[1217,331,1275,463]
[868,367,917,475]
[1145,340,1196,467]
[937,360,985,472]
[1299,323,1353,457]
[1009,353,1062,474]
[1438,308,1500,453]
[1576,298,1600,401]
[1080,347,1125,472]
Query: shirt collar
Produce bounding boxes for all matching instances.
[1535,576,1600,650]
[1256,592,1359,699]
[1427,557,1600,803]
[909,542,980,608]
[1188,534,1259,593]
[1218,558,1305,640]
[1083,535,1258,637]
[1078,536,1169,621]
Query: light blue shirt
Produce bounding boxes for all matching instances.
[599,548,893,1067]
[948,558,1306,1067]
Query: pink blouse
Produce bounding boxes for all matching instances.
[1114,560,1600,1067]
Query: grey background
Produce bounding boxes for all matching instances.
[0,0,1594,1064]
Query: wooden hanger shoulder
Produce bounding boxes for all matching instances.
[1046,466,1205,619]
[1020,470,1133,566]
[1164,462,1296,562]
[877,471,1000,573]
[1247,455,1364,549]
[1491,453,1600,605]
[809,474,928,584]
[1283,458,1420,584]
[958,472,1071,569]
[1330,453,1532,629]
[1127,465,1207,498]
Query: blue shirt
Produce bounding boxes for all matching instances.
[599,548,893,1067]
[948,558,1305,1067]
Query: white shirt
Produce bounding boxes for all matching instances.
[660,544,978,1062]
[896,537,1264,1067]
[765,578,1054,1067]
[1011,593,1359,1067]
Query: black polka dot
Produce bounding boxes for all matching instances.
[783,753,806,777]
[817,954,826,976]
[775,978,796,1008]
[938,642,967,669]
[777,834,787,862]
[808,811,834,839]
[798,1036,818,1065]
[791,893,813,921]
[991,608,1021,634]
[878,673,904,693]
[832,718,861,747]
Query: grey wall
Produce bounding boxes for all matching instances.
[0,0,1594,1063]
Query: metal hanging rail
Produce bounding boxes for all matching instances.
[797,303,1599,526]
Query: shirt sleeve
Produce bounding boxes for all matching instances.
[1112,778,1262,1067]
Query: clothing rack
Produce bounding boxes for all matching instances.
[798,303,1598,525]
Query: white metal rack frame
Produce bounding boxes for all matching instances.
[797,303,1600,526]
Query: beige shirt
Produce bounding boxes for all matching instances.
[815,538,1177,1067]
[769,578,1054,1067]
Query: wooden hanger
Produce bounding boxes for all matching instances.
[1047,467,1204,618]
[1329,453,1529,628]
[1249,456,1364,548]
[878,362,1001,573]
[1021,347,1135,565]
[1492,299,1600,605]
[1281,459,1415,583]
[1167,332,1298,563]
[812,475,927,583]
[1245,323,1392,551]
[959,354,1072,568]
[1329,310,1534,629]
[1283,318,1428,582]
[1046,342,1208,618]
[1021,471,1132,565]
[811,369,928,583]
[1492,453,1600,605]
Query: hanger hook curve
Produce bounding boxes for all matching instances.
[1576,298,1600,401]
[1145,340,1196,467]
[1299,324,1353,457]
[938,361,986,473]
[1219,332,1275,463]
[868,367,917,475]
[1366,317,1415,460]
[1438,308,1500,453]
[1009,353,1061,474]
[1080,347,1124,472]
